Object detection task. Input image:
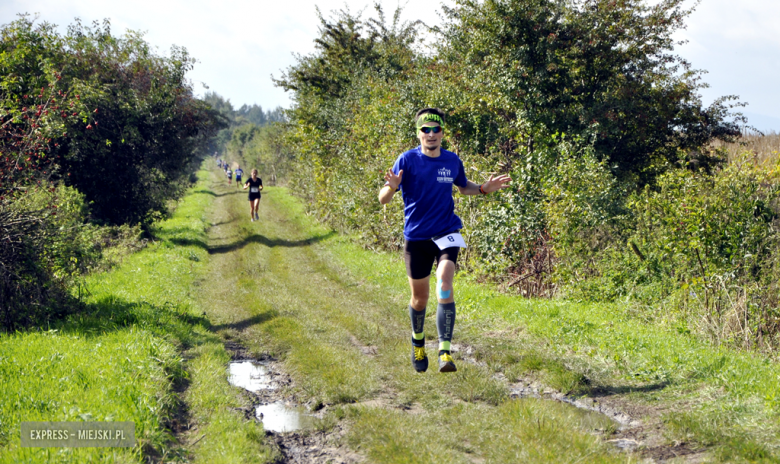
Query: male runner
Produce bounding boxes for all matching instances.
[235,166,244,188]
[226,167,232,185]
[379,108,511,373]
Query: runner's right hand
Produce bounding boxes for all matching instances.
[384,169,403,190]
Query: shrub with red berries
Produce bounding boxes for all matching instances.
[0,15,223,328]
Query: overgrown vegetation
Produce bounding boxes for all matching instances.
[0,16,225,328]
[272,1,780,350]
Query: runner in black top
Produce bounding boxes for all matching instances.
[243,169,263,222]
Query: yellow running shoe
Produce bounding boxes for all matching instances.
[412,345,428,372]
[438,352,457,373]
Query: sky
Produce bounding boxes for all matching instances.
[2,0,779,132]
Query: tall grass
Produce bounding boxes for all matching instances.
[711,131,780,164]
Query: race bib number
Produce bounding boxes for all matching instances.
[250,187,259,193]
[433,233,467,250]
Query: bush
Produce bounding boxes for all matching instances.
[550,153,780,348]
[627,156,780,347]
[0,185,101,328]
[52,20,226,225]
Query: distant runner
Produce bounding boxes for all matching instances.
[379,108,511,373]
[243,169,263,222]
[226,167,232,185]
[234,166,244,188]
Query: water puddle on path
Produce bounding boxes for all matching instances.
[255,402,315,433]
[227,360,314,433]
[228,361,276,392]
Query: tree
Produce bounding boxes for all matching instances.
[0,16,89,328]
[0,16,226,326]
[53,20,226,225]
[442,0,743,183]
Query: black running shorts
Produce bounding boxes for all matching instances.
[403,238,459,280]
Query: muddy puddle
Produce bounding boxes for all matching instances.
[227,360,314,433]
[228,360,276,392]
[256,402,316,433]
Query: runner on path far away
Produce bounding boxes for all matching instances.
[243,169,263,222]
[235,166,243,188]
[378,107,511,373]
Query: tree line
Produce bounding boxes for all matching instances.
[204,92,292,184]
[272,0,779,350]
[0,16,226,328]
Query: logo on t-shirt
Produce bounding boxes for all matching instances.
[437,167,453,183]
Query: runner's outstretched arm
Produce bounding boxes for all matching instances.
[456,173,512,196]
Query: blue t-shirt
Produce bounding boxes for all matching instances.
[392,147,468,241]
[235,169,243,178]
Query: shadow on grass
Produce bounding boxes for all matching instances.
[207,231,336,255]
[13,292,280,350]
[589,381,669,398]
[52,296,215,348]
[191,189,217,197]
[210,217,238,227]
[194,188,242,198]
[210,311,278,332]
[167,237,209,250]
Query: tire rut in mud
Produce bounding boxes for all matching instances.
[453,341,710,462]
[224,341,364,464]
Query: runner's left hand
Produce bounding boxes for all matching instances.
[483,174,512,194]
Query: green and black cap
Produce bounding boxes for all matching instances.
[416,113,445,129]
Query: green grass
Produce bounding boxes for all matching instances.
[197,171,630,463]
[315,196,780,461]
[0,326,177,463]
[343,399,619,464]
[8,161,779,463]
[0,166,275,463]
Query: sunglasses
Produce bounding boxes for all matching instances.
[419,126,442,134]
